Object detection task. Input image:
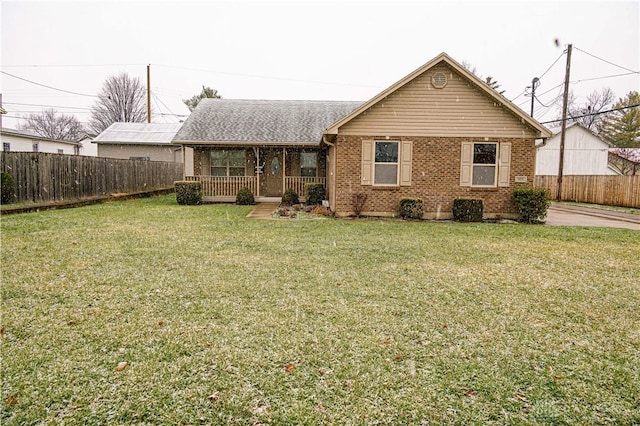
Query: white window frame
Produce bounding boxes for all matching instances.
[374,140,400,186]
[460,141,511,188]
[472,142,498,187]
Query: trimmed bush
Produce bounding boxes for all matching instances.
[399,197,424,219]
[1,171,15,204]
[512,187,550,223]
[236,187,255,205]
[175,181,202,205]
[304,183,325,206]
[282,188,299,206]
[453,198,483,222]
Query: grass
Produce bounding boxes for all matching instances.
[1,195,639,425]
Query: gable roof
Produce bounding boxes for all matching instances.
[324,52,552,138]
[548,122,612,146]
[172,99,362,146]
[93,122,182,145]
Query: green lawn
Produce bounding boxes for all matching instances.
[1,195,639,425]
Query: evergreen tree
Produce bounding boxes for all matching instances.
[598,91,640,148]
[183,86,222,112]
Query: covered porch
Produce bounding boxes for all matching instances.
[185,146,327,202]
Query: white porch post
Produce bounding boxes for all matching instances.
[254,147,260,197]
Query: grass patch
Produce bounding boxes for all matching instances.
[2,195,639,424]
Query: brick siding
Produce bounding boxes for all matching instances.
[333,135,536,219]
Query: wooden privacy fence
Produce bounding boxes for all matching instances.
[1,152,183,203]
[534,175,640,208]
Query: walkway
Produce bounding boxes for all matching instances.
[245,202,279,219]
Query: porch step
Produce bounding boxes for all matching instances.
[246,203,280,219]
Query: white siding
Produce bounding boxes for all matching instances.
[1,133,77,154]
[536,125,619,175]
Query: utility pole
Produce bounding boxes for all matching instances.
[556,44,572,201]
[147,64,151,123]
[529,77,539,117]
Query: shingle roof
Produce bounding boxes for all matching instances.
[173,99,363,145]
[93,122,182,145]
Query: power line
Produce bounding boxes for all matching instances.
[0,71,98,98]
[3,101,92,111]
[510,52,565,102]
[540,103,640,124]
[574,46,640,74]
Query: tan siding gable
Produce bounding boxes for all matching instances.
[339,63,537,138]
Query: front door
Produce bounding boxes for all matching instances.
[262,149,283,197]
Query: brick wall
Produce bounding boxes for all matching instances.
[333,135,536,219]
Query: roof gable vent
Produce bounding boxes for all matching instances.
[431,72,447,89]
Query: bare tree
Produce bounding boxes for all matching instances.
[89,72,147,134]
[461,61,505,95]
[183,86,222,112]
[19,109,84,141]
[566,87,615,130]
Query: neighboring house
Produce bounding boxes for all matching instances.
[93,122,190,171]
[536,123,620,176]
[1,127,81,155]
[609,148,640,175]
[173,52,552,219]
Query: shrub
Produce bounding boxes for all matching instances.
[1,171,15,204]
[352,193,367,217]
[282,188,299,206]
[399,197,424,220]
[236,187,255,205]
[174,181,202,205]
[304,183,325,206]
[512,187,550,223]
[453,198,483,222]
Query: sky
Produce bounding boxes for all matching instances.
[1,0,638,132]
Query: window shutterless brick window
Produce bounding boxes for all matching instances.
[361,139,412,186]
[211,149,245,177]
[460,142,511,187]
[301,151,317,177]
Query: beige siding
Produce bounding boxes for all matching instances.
[339,63,537,139]
[98,144,182,162]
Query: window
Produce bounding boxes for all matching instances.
[374,141,399,185]
[32,143,39,152]
[361,140,412,186]
[2,143,9,152]
[58,149,64,154]
[211,150,245,177]
[460,142,511,187]
[472,143,497,186]
[300,152,317,177]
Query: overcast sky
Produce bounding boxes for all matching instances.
[1,0,638,131]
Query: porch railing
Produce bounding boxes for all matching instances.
[284,176,326,198]
[186,175,326,199]
[186,176,257,197]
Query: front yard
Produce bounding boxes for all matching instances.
[1,195,638,424]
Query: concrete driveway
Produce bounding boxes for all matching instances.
[546,204,640,230]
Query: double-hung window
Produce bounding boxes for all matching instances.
[460,141,511,187]
[472,143,497,186]
[361,139,412,186]
[374,141,399,185]
[211,150,245,177]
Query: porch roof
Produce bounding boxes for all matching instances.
[172,99,362,146]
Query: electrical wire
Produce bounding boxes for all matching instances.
[3,101,93,111]
[0,71,98,98]
[574,47,640,74]
[540,103,640,124]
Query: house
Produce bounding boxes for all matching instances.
[1,127,81,155]
[93,122,190,171]
[609,148,640,175]
[173,52,552,219]
[535,123,620,176]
